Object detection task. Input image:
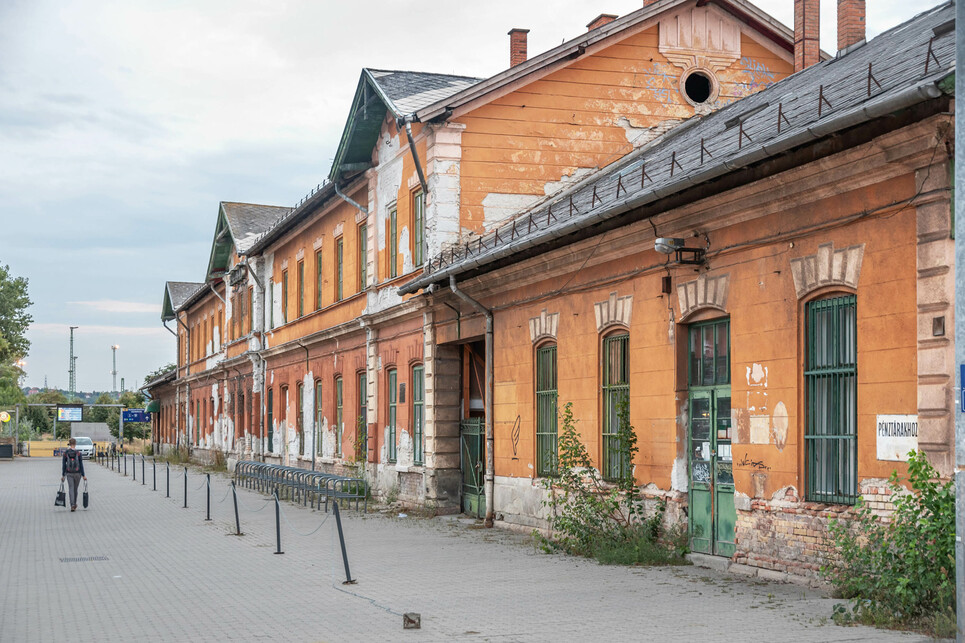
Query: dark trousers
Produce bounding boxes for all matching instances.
[66,473,82,508]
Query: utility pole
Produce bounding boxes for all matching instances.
[954,3,964,639]
[68,326,78,400]
[111,345,119,398]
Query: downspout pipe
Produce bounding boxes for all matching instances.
[334,184,368,215]
[208,283,226,305]
[449,275,494,527]
[243,256,264,291]
[297,340,314,472]
[401,117,429,196]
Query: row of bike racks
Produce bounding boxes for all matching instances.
[234,460,368,513]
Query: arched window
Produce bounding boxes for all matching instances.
[601,331,629,481]
[805,294,857,504]
[535,343,558,476]
[314,380,323,456]
[386,368,397,463]
[334,377,343,457]
[296,382,304,456]
[412,365,425,465]
[266,388,274,452]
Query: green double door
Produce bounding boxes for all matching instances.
[688,320,735,557]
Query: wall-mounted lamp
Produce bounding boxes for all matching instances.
[654,237,705,265]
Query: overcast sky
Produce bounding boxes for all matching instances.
[0,0,945,393]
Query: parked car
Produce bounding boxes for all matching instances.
[73,436,95,459]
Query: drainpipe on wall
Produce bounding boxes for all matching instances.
[297,340,313,472]
[208,282,226,305]
[400,117,430,197]
[449,275,495,527]
[334,184,368,215]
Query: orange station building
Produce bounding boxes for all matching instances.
[145,0,956,579]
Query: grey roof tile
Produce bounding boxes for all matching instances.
[402,2,955,294]
[221,202,291,254]
[366,69,482,115]
[167,281,204,310]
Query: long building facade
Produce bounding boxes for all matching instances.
[145,0,957,579]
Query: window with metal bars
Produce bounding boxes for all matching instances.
[314,380,323,455]
[296,383,304,456]
[412,365,425,465]
[357,371,367,460]
[602,333,629,481]
[247,287,253,333]
[387,369,397,462]
[805,294,857,504]
[266,389,274,452]
[335,377,343,457]
[413,190,425,267]
[535,344,558,476]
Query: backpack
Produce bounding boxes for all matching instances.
[65,449,80,473]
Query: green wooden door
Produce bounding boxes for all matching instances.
[688,320,735,557]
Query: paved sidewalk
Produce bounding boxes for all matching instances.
[0,457,934,642]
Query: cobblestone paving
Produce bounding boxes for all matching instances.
[0,457,934,642]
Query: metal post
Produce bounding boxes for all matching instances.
[956,4,965,640]
[231,481,242,536]
[333,501,355,584]
[205,473,211,521]
[183,467,187,509]
[166,463,170,498]
[141,455,145,485]
[124,453,127,477]
[153,459,156,491]
[273,490,283,554]
[132,454,136,482]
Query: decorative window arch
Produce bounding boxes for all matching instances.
[677,273,729,322]
[790,243,865,300]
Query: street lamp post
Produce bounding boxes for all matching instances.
[111,345,119,398]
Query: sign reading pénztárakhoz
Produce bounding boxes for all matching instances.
[876,414,918,462]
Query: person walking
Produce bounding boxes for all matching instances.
[61,438,86,512]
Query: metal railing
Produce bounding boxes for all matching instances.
[234,461,367,513]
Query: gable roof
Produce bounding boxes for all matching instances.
[328,69,482,182]
[206,201,288,281]
[401,2,955,295]
[413,0,799,123]
[161,281,204,322]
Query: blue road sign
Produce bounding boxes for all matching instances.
[122,409,151,423]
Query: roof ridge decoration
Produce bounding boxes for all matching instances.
[401,2,954,296]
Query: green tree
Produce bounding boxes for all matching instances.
[0,263,32,407]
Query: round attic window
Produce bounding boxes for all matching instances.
[683,71,713,104]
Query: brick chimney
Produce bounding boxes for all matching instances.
[837,0,865,51]
[587,14,618,31]
[643,0,660,7]
[794,0,820,71]
[508,28,529,67]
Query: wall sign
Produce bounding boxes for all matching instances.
[876,414,918,462]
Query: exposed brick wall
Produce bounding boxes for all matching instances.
[837,0,865,51]
[794,0,820,72]
[734,481,900,579]
[508,28,529,67]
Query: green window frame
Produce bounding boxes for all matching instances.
[387,368,397,462]
[335,376,343,456]
[296,382,304,456]
[268,280,274,329]
[281,270,288,324]
[389,208,398,278]
[412,365,425,465]
[247,287,253,333]
[358,223,367,292]
[602,332,629,481]
[536,344,558,476]
[297,260,305,318]
[314,380,323,455]
[413,190,425,267]
[805,294,857,505]
[357,371,367,460]
[266,389,274,452]
[688,319,731,388]
[315,250,323,310]
[335,238,344,302]
[195,400,200,445]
